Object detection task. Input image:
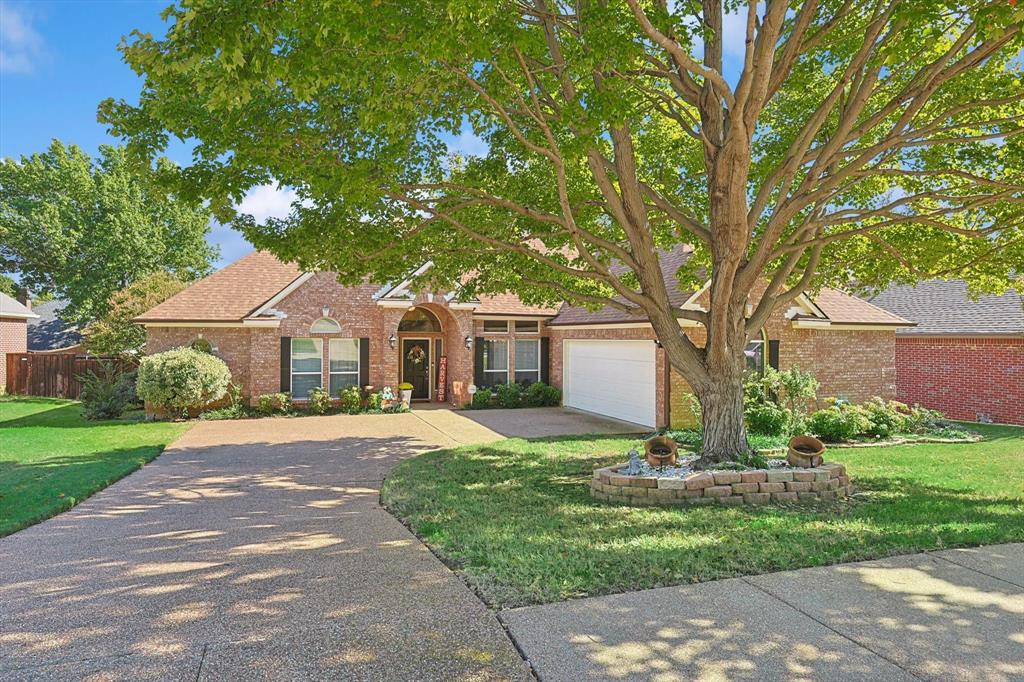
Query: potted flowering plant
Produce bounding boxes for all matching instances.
[397,382,414,407]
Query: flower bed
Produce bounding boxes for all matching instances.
[590,462,852,507]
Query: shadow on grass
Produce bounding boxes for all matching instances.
[383,438,1024,607]
[0,403,146,429]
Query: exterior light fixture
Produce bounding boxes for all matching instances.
[464,335,473,349]
[388,333,397,349]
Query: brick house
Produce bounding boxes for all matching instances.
[870,280,1024,426]
[138,249,912,428]
[1,291,39,391]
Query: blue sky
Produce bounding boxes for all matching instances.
[1,0,308,267]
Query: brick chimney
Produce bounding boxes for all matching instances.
[16,288,31,311]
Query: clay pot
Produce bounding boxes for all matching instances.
[644,435,678,467]
[787,435,825,468]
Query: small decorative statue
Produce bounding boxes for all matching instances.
[625,449,643,475]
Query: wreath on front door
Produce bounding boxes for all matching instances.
[406,344,426,365]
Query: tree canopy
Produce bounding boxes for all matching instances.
[0,140,217,324]
[100,0,1024,457]
[84,271,188,356]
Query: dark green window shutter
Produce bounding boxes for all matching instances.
[280,337,291,392]
[474,337,484,386]
[540,337,550,384]
[768,340,780,370]
[359,338,370,387]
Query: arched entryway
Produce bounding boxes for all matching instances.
[398,307,444,401]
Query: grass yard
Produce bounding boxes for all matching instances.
[0,397,191,537]
[382,423,1024,608]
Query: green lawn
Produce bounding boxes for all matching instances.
[382,423,1024,608]
[0,397,191,537]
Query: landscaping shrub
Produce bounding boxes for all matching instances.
[494,382,524,409]
[744,366,818,435]
[525,381,561,407]
[79,363,137,420]
[255,392,292,416]
[308,387,331,415]
[470,387,494,409]
[745,402,789,436]
[906,404,943,433]
[201,383,248,420]
[136,346,231,418]
[862,397,910,438]
[338,386,362,414]
[807,403,871,442]
[366,391,383,412]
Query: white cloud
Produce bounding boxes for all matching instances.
[236,183,299,224]
[448,127,489,158]
[0,2,46,75]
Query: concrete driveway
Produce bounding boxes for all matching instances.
[0,408,638,681]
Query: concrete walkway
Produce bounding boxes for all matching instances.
[0,408,636,681]
[502,543,1024,681]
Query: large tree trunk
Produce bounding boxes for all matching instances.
[693,362,749,463]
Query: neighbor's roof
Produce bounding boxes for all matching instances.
[137,251,558,322]
[869,280,1024,335]
[27,300,82,351]
[137,251,304,322]
[547,245,912,328]
[0,292,39,320]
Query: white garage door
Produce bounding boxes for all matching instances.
[563,340,657,427]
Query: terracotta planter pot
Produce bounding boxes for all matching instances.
[644,435,678,467]
[787,435,825,468]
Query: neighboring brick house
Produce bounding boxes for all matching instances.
[870,280,1024,426]
[138,249,912,428]
[1,292,39,391]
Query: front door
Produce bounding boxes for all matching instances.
[401,339,431,400]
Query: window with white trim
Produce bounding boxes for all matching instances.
[514,320,539,334]
[483,319,509,333]
[481,338,508,388]
[514,339,540,385]
[291,338,322,399]
[329,338,360,394]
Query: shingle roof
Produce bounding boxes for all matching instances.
[869,280,1024,335]
[804,289,912,326]
[137,251,304,322]
[548,244,698,326]
[137,251,558,322]
[27,300,82,351]
[547,244,912,328]
[0,292,38,320]
[476,293,559,316]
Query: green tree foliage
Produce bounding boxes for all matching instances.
[84,271,188,356]
[0,140,217,325]
[0,274,16,298]
[100,1,1024,458]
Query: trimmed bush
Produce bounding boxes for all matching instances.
[494,382,524,409]
[745,402,789,436]
[862,397,911,437]
[308,387,331,415]
[808,404,871,442]
[255,392,292,416]
[338,385,362,414]
[525,381,561,407]
[137,347,231,418]
[470,387,494,409]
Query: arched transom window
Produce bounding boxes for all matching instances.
[311,317,342,334]
[398,307,442,332]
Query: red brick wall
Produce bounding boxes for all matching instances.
[777,327,897,405]
[895,336,1023,425]
[144,273,479,406]
[547,325,669,427]
[0,317,29,390]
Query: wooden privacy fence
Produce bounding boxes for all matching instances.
[4,353,132,399]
